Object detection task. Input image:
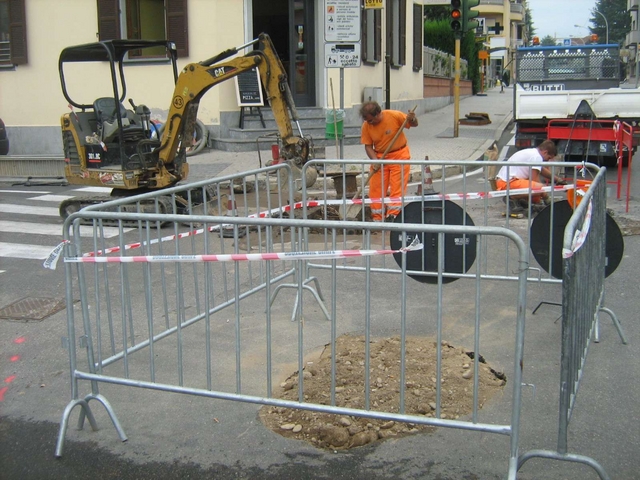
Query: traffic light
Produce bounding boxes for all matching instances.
[450,0,462,35]
[532,36,540,46]
[462,0,480,34]
[590,33,599,43]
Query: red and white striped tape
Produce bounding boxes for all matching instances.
[64,184,575,259]
[63,237,423,265]
[562,199,592,258]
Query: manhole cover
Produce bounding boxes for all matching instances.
[0,297,67,322]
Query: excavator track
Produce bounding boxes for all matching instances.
[59,189,227,228]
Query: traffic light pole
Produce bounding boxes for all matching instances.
[454,37,460,138]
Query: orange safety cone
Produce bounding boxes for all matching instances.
[417,156,436,195]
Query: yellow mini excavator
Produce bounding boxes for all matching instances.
[58,33,313,219]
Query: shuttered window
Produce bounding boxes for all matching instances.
[97,0,120,42]
[1,0,28,65]
[412,3,422,72]
[387,0,406,68]
[362,2,381,65]
[166,0,188,58]
[97,0,189,58]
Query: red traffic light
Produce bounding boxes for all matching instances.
[451,0,462,31]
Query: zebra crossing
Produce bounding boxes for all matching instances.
[0,186,119,264]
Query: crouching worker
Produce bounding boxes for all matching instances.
[360,101,418,222]
[495,139,566,213]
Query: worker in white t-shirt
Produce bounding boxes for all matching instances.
[496,139,566,212]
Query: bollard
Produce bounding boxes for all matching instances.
[271,143,280,163]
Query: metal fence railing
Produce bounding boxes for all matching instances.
[517,167,626,480]
[52,159,625,479]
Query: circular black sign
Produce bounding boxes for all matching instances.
[390,200,477,284]
[530,200,624,279]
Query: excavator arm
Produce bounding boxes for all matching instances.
[155,33,310,187]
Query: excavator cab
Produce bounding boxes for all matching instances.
[58,33,313,220]
[58,39,180,188]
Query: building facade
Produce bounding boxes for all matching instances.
[471,0,526,83]
[0,0,428,155]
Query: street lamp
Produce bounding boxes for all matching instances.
[574,25,590,44]
[594,10,609,44]
[575,13,609,45]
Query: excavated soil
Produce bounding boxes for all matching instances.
[259,334,506,450]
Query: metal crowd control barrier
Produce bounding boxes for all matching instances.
[53,159,624,478]
[304,159,619,285]
[517,167,626,480]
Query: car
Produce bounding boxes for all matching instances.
[0,118,9,155]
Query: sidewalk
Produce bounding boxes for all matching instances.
[186,85,513,181]
[187,84,640,230]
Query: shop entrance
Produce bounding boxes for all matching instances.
[252,0,316,107]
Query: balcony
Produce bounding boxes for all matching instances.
[510,2,524,16]
[627,30,640,46]
[0,41,11,65]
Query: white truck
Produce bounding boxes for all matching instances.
[513,44,640,167]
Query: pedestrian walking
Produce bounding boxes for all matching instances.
[360,101,418,222]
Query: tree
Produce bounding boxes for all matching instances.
[424,17,481,94]
[525,2,535,39]
[591,0,629,45]
[541,35,556,46]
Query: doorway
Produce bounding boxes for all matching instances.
[252,0,316,107]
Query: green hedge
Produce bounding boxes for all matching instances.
[425,18,481,94]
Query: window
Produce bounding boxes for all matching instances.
[386,0,406,67]
[412,3,422,72]
[362,2,381,64]
[0,0,28,66]
[97,0,189,57]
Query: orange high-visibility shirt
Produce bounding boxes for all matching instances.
[361,110,410,158]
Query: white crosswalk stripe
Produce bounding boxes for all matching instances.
[0,220,128,238]
[0,204,60,216]
[28,194,75,202]
[0,242,55,260]
[0,187,125,263]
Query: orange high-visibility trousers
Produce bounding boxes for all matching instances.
[369,146,411,221]
[496,178,545,203]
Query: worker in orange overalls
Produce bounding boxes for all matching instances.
[360,101,418,222]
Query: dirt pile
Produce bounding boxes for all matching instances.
[259,334,506,450]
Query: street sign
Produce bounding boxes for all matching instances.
[325,43,361,68]
[364,0,383,8]
[325,0,361,42]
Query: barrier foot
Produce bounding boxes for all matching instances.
[81,393,128,442]
[532,301,562,323]
[55,398,98,458]
[598,306,628,344]
[517,449,611,480]
[270,278,331,322]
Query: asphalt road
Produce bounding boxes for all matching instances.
[1,140,639,479]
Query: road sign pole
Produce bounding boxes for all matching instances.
[454,37,460,138]
[340,67,344,158]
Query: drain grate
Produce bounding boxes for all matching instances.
[0,297,67,322]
